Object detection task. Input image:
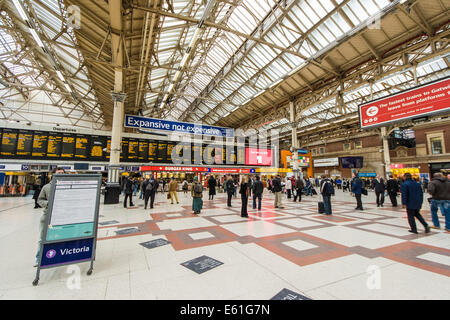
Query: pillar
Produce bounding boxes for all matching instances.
[107,92,126,184]
[289,99,299,179]
[381,127,391,177]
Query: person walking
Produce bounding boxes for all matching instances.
[427,172,450,231]
[305,178,313,196]
[293,177,304,202]
[285,178,292,199]
[143,175,158,209]
[133,178,139,196]
[248,175,254,198]
[32,180,42,209]
[351,172,364,210]
[191,176,203,214]
[272,175,283,208]
[35,167,65,267]
[252,175,264,210]
[233,178,238,198]
[239,176,249,218]
[386,175,399,207]
[226,176,234,207]
[139,178,145,200]
[182,179,189,196]
[336,177,342,190]
[374,175,386,207]
[124,176,135,208]
[320,174,334,215]
[401,173,430,234]
[168,178,179,204]
[207,175,217,200]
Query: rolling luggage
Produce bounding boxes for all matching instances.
[318,201,325,213]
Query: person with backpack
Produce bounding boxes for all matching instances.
[252,175,264,210]
[239,176,249,218]
[124,176,135,208]
[191,176,203,214]
[320,174,334,215]
[226,176,234,207]
[143,175,159,209]
[293,177,304,202]
[182,179,189,196]
[272,175,283,208]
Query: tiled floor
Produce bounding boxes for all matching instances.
[0,190,448,300]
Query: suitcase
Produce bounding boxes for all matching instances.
[318,201,325,213]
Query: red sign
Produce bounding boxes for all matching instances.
[359,77,450,129]
[209,168,251,174]
[140,166,208,172]
[245,148,272,166]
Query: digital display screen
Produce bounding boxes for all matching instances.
[157,142,167,162]
[236,146,246,165]
[166,143,175,164]
[16,130,33,157]
[105,139,111,159]
[1,129,18,156]
[74,135,89,159]
[192,143,202,165]
[90,136,106,161]
[120,138,129,160]
[148,141,158,161]
[245,148,272,166]
[138,140,149,162]
[340,157,364,169]
[225,145,236,165]
[61,134,75,159]
[127,139,139,161]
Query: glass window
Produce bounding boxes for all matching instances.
[319,147,325,154]
[355,141,362,149]
[430,138,443,154]
[344,143,351,151]
[311,148,316,155]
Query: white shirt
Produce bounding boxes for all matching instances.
[286,180,292,189]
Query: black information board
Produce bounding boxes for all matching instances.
[1,128,18,156]
[148,140,158,162]
[45,133,60,158]
[74,134,90,160]
[90,135,106,161]
[157,142,167,163]
[127,139,139,162]
[120,138,129,161]
[61,134,75,159]
[166,142,176,163]
[16,130,33,157]
[192,143,202,165]
[138,140,149,162]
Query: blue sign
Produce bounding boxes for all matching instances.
[40,238,94,268]
[298,149,309,154]
[21,165,29,171]
[124,115,234,137]
[250,168,255,173]
[358,172,376,177]
[0,165,5,169]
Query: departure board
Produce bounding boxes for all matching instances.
[157,142,167,162]
[166,142,175,163]
[127,139,139,161]
[225,145,236,164]
[204,144,215,164]
[74,135,89,159]
[237,146,246,164]
[148,141,157,161]
[16,130,33,157]
[192,143,202,165]
[1,129,18,156]
[138,140,149,162]
[61,134,75,159]
[214,145,224,165]
[106,139,111,159]
[120,138,129,160]
[173,143,184,163]
[90,136,106,161]
[32,132,49,158]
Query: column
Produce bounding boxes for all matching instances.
[381,126,391,176]
[289,98,299,179]
[108,92,126,184]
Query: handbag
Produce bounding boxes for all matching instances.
[167,193,171,199]
[362,188,368,196]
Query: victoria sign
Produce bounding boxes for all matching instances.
[359,77,450,129]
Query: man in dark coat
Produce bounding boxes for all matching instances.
[252,175,264,210]
[320,174,334,215]
[293,177,304,202]
[351,172,364,210]
[373,175,386,207]
[207,175,217,200]
[226,176,234,207]
[143,175,159,209]
[124,176,135,208]
[427,172,450,231]
[401,173,430,234]
[386,174,399,207]
[272,175,283,208]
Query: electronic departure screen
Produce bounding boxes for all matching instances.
[33,132,49,158]
[166,142,175,163]
[148,141,157,161]
[173,143,184,163]
[192,143,202,165]
[61,134,75,159]
[237,146,246,164]
[16,130,33,157]
[225,145,236,164]
[138,140,149,162]
[214,145,224,165]
[128,139,139,161]
[90,136,106,161]
[1,129,18,156]
[120,138,129,160]
[157,142,167,162]
[74,135,89,159]
[105,139,111,159]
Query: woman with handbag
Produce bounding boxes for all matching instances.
[239,176,249,218]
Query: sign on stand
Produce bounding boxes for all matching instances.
[32,174,102,286]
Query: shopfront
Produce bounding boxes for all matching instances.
[390,164,420,180]
[429,162,450,176]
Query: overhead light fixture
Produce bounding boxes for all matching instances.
[13,0,29,21]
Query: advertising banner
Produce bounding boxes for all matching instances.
[140,166,209,172]
[359,77,450,129]
[245,148,272,166]
[124,115,234,137]
[313,158,339,167]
